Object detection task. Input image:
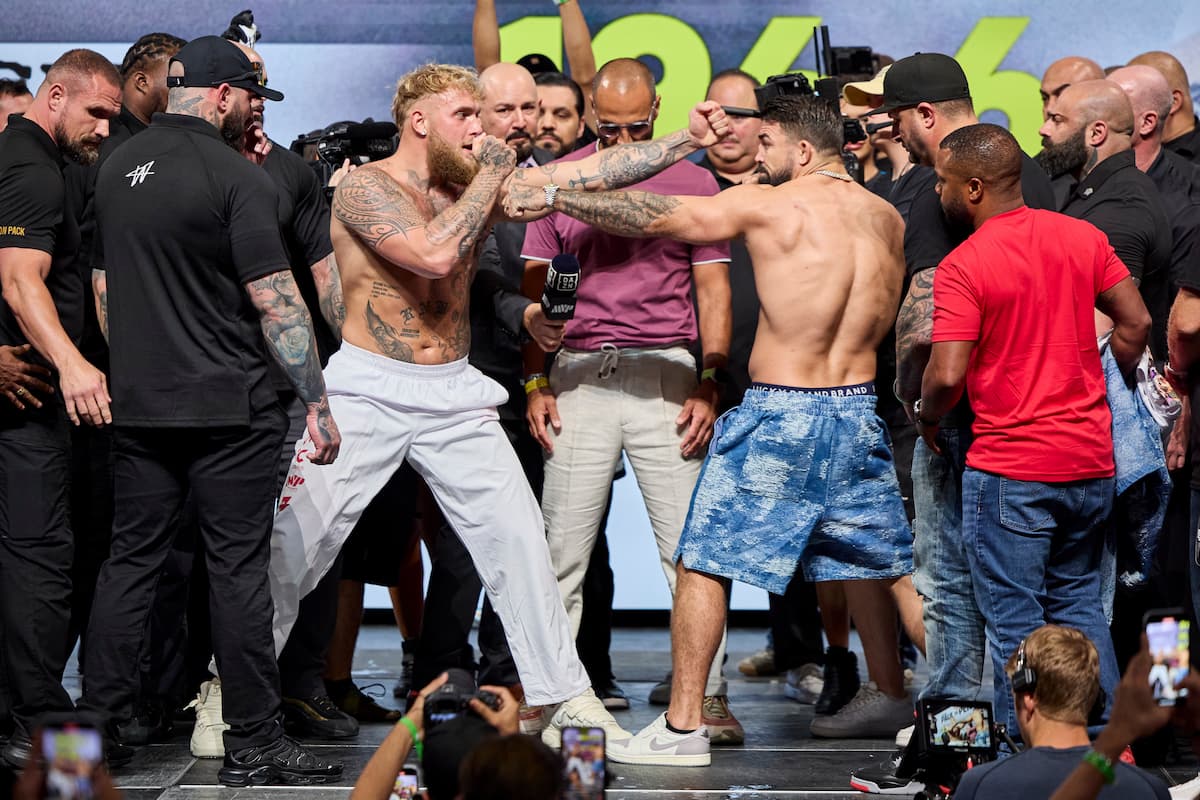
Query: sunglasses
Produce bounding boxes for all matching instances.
[596,118,653,141]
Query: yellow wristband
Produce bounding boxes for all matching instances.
[524,375,549,395]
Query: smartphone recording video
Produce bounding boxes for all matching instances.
[1145,609,1190,706]
[918,699,996,757]
[42,722,103,800]
[389,766,420,800]
[562,726,605,800]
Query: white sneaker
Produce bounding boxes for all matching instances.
[1170,774,1200,800]
[810,682,913,739]
[541,688,632,750]
[607,712,710,767]
[186,679,229,758]
[894,724,914,748]
[783,663,824,704]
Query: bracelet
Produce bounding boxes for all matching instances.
[1082,749,1115,785]
[701,367,718,384]
[524,374,550,395]
[399,716,422,761]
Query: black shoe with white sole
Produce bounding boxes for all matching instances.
[218,736,343,786]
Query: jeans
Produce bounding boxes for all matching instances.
[912,427,986,701]
[962,468,1118,736]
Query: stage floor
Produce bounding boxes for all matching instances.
[11,627,1199,799]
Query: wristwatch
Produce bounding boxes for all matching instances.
[543,183,560,208]
[913,398,940,427]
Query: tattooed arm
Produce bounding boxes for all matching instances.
[500,101,732,213]
[333,136,515,278]
[894,268,935,405]
[246,270,341,464]
[92,269,109,342]
[309,252,346,340]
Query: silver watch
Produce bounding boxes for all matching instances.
[543,183,560,208]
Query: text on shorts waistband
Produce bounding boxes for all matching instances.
[750,381,876,397]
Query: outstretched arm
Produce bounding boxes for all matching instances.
[472,0,501,72]
[506,101,731,200]
[560,0,597,123]
[332,136,515,278]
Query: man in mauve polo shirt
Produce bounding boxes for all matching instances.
[917,123,1151,740]
[521,58,738,742]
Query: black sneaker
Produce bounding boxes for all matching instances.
[282,694,360,740]
[328,679,402,723]
[394,640,417,699]
[594,679,631,711]
[849,737,923,795]
[116,699,173,745]
[0,728,31,770]
[218,735,343,786]
[815,647,860,716]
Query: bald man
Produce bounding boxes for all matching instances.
[1129,51,1199,163]
[1041,80,1172,357]
[920,122,1149,742]
[520,57,741,743]
[1040,56,1104,117]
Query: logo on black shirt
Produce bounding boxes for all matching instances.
[126,161,156,187]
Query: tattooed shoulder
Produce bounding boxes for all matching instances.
[333,167,426,248]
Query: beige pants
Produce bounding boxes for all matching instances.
[543,345,728,695]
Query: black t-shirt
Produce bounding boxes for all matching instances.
[1146,149,1200,355]
[1165,115,1200,164]
[953,745,1168,800]
[66,106,149,372]
[1061,150,1173,359]
[261,144,336,391]
[0,114,84,358]
[695,154,758,410]
[94,112,289,427]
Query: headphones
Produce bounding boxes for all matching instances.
[1011,636,1108,726]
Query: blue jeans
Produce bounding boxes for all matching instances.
[912,428,986,701]
[962,468,1118,737]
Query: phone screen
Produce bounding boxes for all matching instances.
[42,725,103,800]
[1147,614,1190,706]
[389,768,419,800]
[562,726,605,800]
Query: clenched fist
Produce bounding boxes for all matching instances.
[473,134,517,175]
[687,100,733,149]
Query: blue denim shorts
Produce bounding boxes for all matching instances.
[676,384,913,593]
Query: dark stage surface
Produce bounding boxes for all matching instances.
[7,627,1197,799]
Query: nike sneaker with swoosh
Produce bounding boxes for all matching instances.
[607,712,711,767]
[541,688,632,749]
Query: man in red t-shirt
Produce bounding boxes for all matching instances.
[916,123,1150,738]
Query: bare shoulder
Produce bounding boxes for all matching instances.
[331,165,427,245]
[853,188,905,246]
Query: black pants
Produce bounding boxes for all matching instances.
[769,571,826,670]
[80,411,286,750]
[67,422,113,674]
[0,407,75,731]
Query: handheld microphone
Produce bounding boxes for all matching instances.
[541,254,580,321]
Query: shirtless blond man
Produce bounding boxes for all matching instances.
[266,63,731,746]
[508,94,913,764]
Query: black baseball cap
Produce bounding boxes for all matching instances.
[167,35,283,101]
[517,53,559,75]
[874,53,969,114]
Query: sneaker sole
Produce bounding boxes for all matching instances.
[608,750,711,767]
[849,776,925,795]
[601,699,631,711]
[217,765,343,787]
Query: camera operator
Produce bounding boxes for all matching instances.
[955,625,1168,799]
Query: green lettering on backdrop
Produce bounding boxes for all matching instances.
[499,12,1043,153]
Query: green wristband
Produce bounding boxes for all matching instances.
[1083,749,1115,785]
[399,716,422,761]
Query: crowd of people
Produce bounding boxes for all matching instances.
[2,1,1200,797]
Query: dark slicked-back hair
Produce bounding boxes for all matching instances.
[534,70,584,116]
[45,48,121,90]
[761,95,842,155]
[119,33,186,82]
[938,123,1022,191]
[0,78,30,98]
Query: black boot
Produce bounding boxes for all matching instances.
[814,647,860,716]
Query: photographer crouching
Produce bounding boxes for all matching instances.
[352,671,563,800]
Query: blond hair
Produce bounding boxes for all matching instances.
[1005,625,1100,725]
[392,63,481,135]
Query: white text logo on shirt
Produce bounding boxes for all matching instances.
[125,161,156,187]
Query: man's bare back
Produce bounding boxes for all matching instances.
[737,178,905,388]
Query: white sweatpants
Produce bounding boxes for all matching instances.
[270,342,591,706]
[543,345,728,696]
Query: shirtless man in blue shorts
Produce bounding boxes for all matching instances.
[506,94,914,765]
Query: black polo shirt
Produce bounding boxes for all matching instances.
[94,112,289,428]
[1062,150,1173,358]
[0,115,84,358]
[67,105,151,372]
[261,144,336,391]
[1165,115,1200,164]
[1145,147,1200,289]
